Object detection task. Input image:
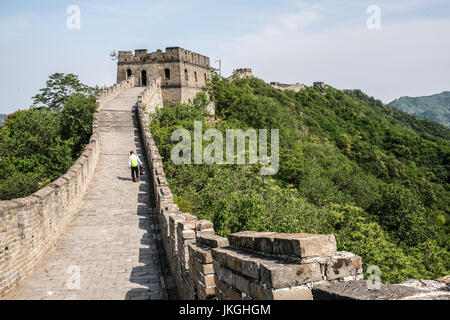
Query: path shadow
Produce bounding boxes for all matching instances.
[117,176,132,181]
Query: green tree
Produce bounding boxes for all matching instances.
[32,73,96,111]
[0,109,73,199]
[369,184,434,246]
[60,93,97,157]
[0,74,97,201]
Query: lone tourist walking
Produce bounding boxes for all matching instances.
[129,151,143,182]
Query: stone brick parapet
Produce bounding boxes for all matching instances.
[96,76,137,109]
[212,232,363,300]
[136,78,365,300]
[312,279,450,300]
[137,77,164,115]
[0,77,136,297]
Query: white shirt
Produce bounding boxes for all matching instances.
[129,154,143,167]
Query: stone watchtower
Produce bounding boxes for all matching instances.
[117,47,212,105]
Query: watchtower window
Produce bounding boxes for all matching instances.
[194,71,198,83]
[141,70,147,86]
[164,68,171,80]
[127,69,132,79]
[184,69,188,81]
[204,73,207,83]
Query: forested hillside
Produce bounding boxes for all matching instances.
[150,74,449,284]
[0,73,98,200]
[389,91,450,128]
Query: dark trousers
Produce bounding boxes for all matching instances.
[131,166,139,181]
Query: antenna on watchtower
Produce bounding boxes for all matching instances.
[215,59,222,77]
[110,50,118,61]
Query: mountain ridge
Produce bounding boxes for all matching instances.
[388,91,450,128]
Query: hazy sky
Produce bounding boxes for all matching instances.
[1,0,450,114]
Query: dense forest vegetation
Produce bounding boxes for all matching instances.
[389,91,450,128]
[0,73,98,200]
[150,74,449,284]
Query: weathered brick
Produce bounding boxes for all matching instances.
[325,251,363,280]
[195,271,215,287]
[181,229,196,240]
[191,256,214,275]
[250,281,313,300]
[190,261,214,286]
[177,221,196,231]
[272,286,313,300]
[234,272,251,295]
[228,231,276,253]
[250,280,272,300]
[238,257,261,280]
[228,231,256,250]
[195,281,216,300]
[182,213,198,222]
[214,276,242,300]
[197,234,229,248]
[211,247,228,265]
[228,231,276,252]
[259,262,322,289]
[188,244,213,264]
[273,233,337,258]
[254,233,276,254]
[196,229,215,237]
[195,220,214,231]
[211,247,261,280]
[213,262,235,287]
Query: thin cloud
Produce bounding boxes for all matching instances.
[242,8,321,39]
[219,5,450,103]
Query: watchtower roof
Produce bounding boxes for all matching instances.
[118,47,210,68]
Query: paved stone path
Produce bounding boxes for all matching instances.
[4,88,169,300]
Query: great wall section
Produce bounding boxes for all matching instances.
[1,59,449,300]
[0,78,169,300]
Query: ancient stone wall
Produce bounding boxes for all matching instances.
[136,78,365,300]
[230,68,254,80]
[0,77,136,297]
[271,82,306,93]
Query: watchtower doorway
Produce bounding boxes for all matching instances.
[141,70,147,86]
[127,69,132,79]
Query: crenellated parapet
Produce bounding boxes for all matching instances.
[118,47,210,68]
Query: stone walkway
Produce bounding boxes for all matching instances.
[3,88,169,300]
